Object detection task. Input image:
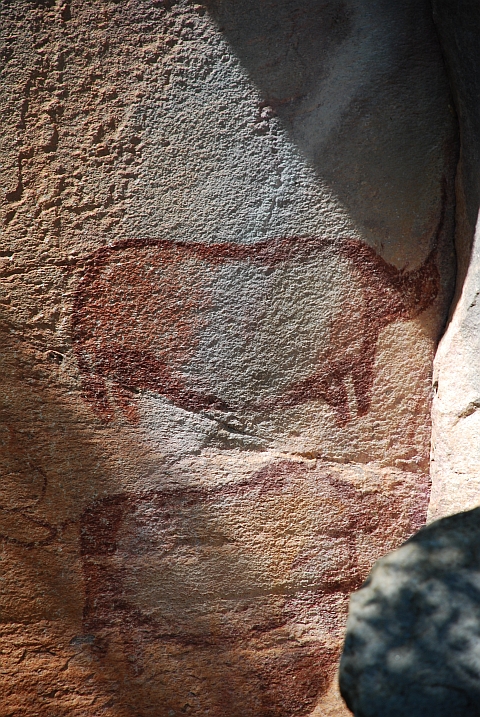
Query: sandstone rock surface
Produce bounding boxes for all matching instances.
[0,0,457,714]
[339,507,480,717]
[430,0,480,520]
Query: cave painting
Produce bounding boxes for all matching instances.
[79,459,430,717]
[72,221,443,428]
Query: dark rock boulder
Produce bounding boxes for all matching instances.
[339,507,480,716]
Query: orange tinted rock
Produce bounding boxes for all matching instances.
[0,0,456,714]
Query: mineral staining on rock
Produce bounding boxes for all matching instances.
[0,0,457,714]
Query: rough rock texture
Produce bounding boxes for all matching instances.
[339,508,480,717]
[0,1,456,714]
[430,0,480,520]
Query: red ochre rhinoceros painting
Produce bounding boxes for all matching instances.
[72,228,442,427]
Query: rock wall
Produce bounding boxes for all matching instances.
[429,0,480,521]
[0,1,456,715]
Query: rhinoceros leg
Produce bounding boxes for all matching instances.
[80,371,114,423]
[74,342,114,421]
[112,384,140,424]
[351,340,377,417]
[270,369,351,426]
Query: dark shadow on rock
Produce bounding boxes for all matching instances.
[204,0,457,266]
[431,0,480,308]
[339,507,480,717]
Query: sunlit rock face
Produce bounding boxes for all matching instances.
[0,0,455,714]
[429,0,480,522]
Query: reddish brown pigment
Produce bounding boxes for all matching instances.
[72,209,443,425]
[79,460,430,717]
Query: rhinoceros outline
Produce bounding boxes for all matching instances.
[71,211,444,426]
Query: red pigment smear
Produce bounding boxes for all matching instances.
[79,460,430,716]
[72,193,445,425]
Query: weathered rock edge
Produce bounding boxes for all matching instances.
[430,0,480,518]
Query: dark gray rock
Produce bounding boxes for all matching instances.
[431,0,480,288]
[339,507,480,716]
